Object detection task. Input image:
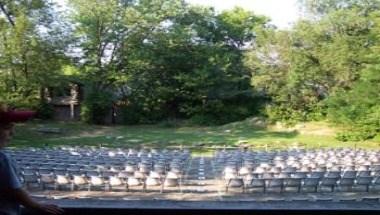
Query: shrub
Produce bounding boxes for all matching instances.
[81,91,113,124]
[336,130,376,142]
[120,103,142,125]
[36,101,54,120]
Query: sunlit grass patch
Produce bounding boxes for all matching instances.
[11,121,380,151]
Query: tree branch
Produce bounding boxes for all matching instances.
[0,1,15,26]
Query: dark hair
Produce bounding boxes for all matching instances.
[0,123,14,130]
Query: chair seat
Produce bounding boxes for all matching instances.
[127,177,141,186]
[228,178,244,187]
[164,178,179,187]
[146,177,161,186]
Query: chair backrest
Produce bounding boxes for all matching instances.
[239,167,251,176]
[85,170,99,176]
[125,165,136,172]
[302,177,320,186]
[373,176,380,185]
[292,172,307,179]
[321,177,338,186]
[109,176,123,186]
[38,168,53,175]
[248,178,265,187]
[342,171,357,178]
[357,170,371,177]
[284,178,302,186]
[56,175,70,184]
[149,171,162,179]
[102,171,116,178]
[90,176,104,185]
[308,171,325,178]
[166,171,180,179]
[134,171,146,179]
[73,175,87,185]
[23,173,38,182]
[40,174,55,183]
[339,178,355,186]
[356,176,373,185]
[276,172,290,178]
[266,178,283,187]
[325,171,341,179]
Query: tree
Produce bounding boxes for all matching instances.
[118,5,268,124]
[0,0,68,108]
[247,1,377,124]
[327,12,380,140]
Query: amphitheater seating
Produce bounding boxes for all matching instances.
[5,146,380,195]
[5,147,190,193]
[214,148,380,193]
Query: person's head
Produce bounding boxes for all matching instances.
[0,103,36,149]
[0,123,14,148]
[0,104,12,148]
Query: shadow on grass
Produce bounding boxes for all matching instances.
[11,121,301,149]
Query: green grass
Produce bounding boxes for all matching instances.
[10,120,380,152]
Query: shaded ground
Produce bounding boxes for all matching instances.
[12,120,380,150]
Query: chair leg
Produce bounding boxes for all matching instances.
[143,183,146,192]
[226,179,231,193]
[71,183,75,191]
[88,184,91,191]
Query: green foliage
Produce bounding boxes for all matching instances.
[2,0,380,136]
[81,91,113,124]
[336,129,376,142]
[120,103,143,125]
[327,61,380,140]
[36,101,54,120]
[248,1,379,130]
[0,0,69,108]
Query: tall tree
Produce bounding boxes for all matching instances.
[0,0,68,107]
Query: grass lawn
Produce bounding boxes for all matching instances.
[10,119,380,153]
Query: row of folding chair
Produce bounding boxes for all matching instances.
[21,169,183,193]
[223,174,380,193]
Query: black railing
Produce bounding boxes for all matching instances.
[22,199,380,215]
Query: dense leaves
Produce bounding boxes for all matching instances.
[0,0,379,140]
[0,0,69,107]
[67,1,267,124]
[247,0,380,139]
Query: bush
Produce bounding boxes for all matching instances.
[189,114,217,126]
[265,105,305,126]
[81,91,113,124]
[374,133,380,142]
[188,104,252,126]
[36,101,54,120]
[157,118,181,128]
[336,128,377,142]
[120,103,142,125]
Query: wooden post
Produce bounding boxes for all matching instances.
[70,102,74,120]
